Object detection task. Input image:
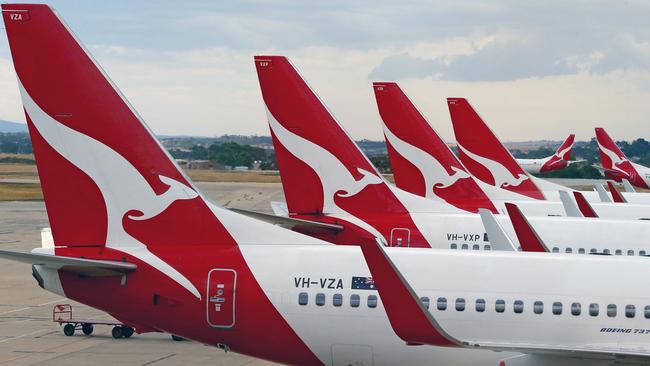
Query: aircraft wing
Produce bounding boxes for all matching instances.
[0,249,137,277]
[227,207,344,234]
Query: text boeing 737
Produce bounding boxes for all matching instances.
[371,82,650,220]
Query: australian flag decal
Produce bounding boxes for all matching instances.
[351,276,376,290]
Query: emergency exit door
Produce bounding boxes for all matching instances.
[206,269,237,328]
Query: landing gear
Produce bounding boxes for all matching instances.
[111,325,123,339]
[171,335,184,342]
[81,323,94,335]
[63,323,75,336]
[122,326,134,338]
[112,325,134,339]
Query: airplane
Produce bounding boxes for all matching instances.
[4,5,650,366]
[253,55,650,254]
[595,127,650,189]
[447,97,650,204]
[371,82,650,220]
[515,134,581,174]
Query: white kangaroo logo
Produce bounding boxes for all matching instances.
[382,122,470,200]
[597,142,631,178]
[265,106,385,240]
[457,143,528,188]
[19,80,202,299]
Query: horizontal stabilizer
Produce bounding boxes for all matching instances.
[228,207,344,234]
[0,249,137,277]
[270,201,289,217]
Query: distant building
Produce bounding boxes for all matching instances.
[187,160,220,170]
[233,166,249,171]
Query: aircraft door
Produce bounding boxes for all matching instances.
[206,269,236,328]
[389,228,410,247]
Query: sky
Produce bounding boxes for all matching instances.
[1,0,650,142]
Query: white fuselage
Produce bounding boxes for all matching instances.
[241,244,650,365]
[517,157,551,175]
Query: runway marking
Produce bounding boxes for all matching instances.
[0,329,49,344]
[142,353,176,365]
[0,298,64,315]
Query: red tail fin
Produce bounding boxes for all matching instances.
[504,203,548,252]
[3,4,236,298]
[448,98,545,200]
[539,134,574,173]
[373,82,496,213]
[254,56,405,215]
[594,128,647,187]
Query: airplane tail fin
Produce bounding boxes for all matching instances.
[254,56,407,217]
[539,134,574,173]
[595,128,627,170]
[556,134,575,161]
[372,82,496,213]
[447,98,544,200]
[2,4,231,251]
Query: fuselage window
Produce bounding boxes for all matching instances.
[475,298,486,312]
[333,293,343,307]
[628,250,635,256]
[607,304,617,317]
[589,303,599,317]
[640,250,647,256]
[450,243,457,250]
[552,247,559,253]
[625,305,636,318]
[484,244,491,251]
[533,301,544,314]
[644,305,650,319]
[513,300,524,314]
[615,249,623,256]
[603,249,610,254]
[552,302,563,315]
[495,299,506,313]
[420,297,430,310]
[298,292,308,306]
[437,297,448,311]
[367,295,378,308]
[315,293,326,306]
[472,244,480,250]
[565,247,573,254]
[578,248,585,254]
[571,302,581,316]
[350,294,360,308]
[590,248,597,254]
[461,244,469,250]
[455,298,466,311]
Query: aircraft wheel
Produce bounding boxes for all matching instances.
[81,323,94,335]
[122,326,134,338]
[171,335,184,341]
[63,323,75,336]
[111,326,123,339]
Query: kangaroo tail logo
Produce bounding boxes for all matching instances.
[457,143,528,188]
